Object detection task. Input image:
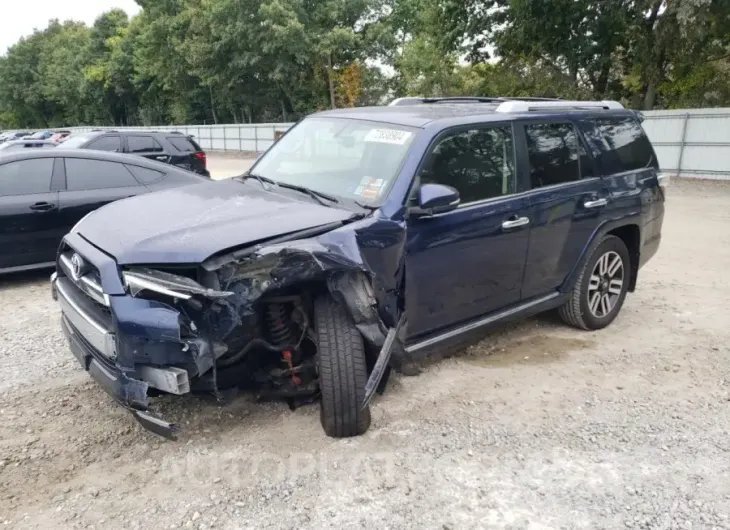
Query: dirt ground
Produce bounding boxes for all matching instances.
[1,178,730,530]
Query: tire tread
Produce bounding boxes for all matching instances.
[314,295,370,437]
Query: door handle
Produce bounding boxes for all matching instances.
[502,216,530,230]
[584,198,608,209]
[29,202,56,212]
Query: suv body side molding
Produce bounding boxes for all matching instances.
[406,292,562,354]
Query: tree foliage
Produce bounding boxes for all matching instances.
[0,0,728,128]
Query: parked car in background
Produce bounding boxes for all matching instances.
[28,130,54,140]
[50,97,665,440]
[51,131,72,143]
[0,140,58,152]
[0,149,209,274]
[0,132,31,144]
[62,130,210,176]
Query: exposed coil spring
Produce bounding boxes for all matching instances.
[264,303,294,346]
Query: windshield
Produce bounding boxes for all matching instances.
[61,133,95,148]
[251,117,417,206]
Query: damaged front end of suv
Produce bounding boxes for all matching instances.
[54,215,408,440]
[54,114,421,439]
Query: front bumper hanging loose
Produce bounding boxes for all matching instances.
[53,274,180,440]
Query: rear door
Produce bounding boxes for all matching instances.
[0,157,60,269]
[518,120,608,300]
[126,134,171,165]
[57,157,147,236]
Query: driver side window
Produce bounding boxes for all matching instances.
[419,125,516,204]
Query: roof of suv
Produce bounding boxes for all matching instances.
[315,100,636,128]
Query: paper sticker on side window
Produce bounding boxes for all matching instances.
[364,129,412,145]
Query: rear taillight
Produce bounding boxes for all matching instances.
[193,151,206,168]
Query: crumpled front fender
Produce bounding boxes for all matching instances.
[202,215,408,350]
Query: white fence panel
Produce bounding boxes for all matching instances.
[643,108,730,180]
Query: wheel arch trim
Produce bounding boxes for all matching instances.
[560,216,642,294]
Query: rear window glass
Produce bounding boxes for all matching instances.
[126,164,165,184]
[128,136,163,153]
[593,118,656,174]
[167,136,200,152]
[65,158,139,191]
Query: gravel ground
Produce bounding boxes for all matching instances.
[1,179,730,530]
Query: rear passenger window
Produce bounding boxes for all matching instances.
[87,135,121,152]
[419,126,515,203]
[65,159,139,191]
[167,136,199,152]
[128,136,163,153]
[0,159,54,196]
[126,165,165,184]
[525,123,594,188]
[593,118,656,173]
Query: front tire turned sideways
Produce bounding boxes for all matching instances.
[559,235,631,331]
[314,294,371,438]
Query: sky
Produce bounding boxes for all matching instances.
[0,0,141,54]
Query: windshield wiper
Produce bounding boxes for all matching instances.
[239,172,277,190]
[354,200,378,211]
[276,183,340,208]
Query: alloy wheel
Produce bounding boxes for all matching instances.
[587,250,624,318]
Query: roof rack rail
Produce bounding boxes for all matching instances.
[495,100,624,113]
[389,96,565,106]
[499,97,563,102]
[421,97,504,104]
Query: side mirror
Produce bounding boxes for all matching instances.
[410,183,460,217]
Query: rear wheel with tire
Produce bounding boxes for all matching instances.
[559,235,631,331]
[314,294,371,438]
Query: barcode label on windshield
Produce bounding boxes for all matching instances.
[364,129,412,145]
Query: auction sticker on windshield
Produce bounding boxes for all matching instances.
[364,129,413,145]
[354,177,386,199]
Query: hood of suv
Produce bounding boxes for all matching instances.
[76,179,357,265]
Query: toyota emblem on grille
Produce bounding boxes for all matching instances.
[70,253,85,280]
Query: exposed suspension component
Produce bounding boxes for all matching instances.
[264,303,294,347]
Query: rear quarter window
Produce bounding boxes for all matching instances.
[167,136,200,152]
[126,164,166,184]
[592,117,657,174]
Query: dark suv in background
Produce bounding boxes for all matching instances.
[52,97,666,440]
[62,130,210,177]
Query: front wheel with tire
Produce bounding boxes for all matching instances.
[559,235,631,330]
[314,294,371,438]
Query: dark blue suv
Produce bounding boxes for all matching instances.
[52,97,666,439]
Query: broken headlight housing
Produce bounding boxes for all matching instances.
[122,268,233,300]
